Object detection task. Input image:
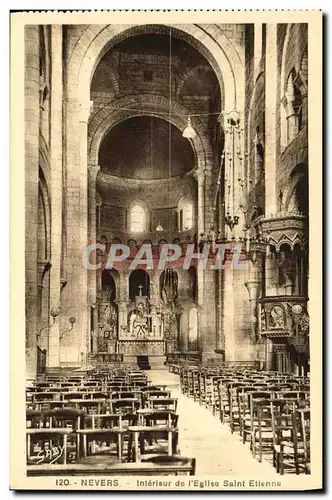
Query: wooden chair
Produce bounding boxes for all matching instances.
[251,400,275,462]
[242,391,273,446]
[270,401,307,474]
[26,409,43,428]
[26,428,73,465]
[228,382,246,434]
[77,413,138,462]
[217,378,233,423]
[147,397,178,412]
[141,411,178,428]
[111,398,140,414]
[127,425,178,462]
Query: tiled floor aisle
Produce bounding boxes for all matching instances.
[148,370,279,476]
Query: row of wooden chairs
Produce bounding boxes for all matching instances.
[179,366,310,475]
[26,367,195,476]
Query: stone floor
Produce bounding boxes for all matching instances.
[148,370,279,476]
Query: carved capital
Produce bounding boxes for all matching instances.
[88,164,100,183]
[79,99,94,123]
[194,168,205,185]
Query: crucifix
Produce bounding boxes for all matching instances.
[138,284,143,296]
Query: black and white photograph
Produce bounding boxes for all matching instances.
[10,10,322,491]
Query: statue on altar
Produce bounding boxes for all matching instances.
[128,285,151,338]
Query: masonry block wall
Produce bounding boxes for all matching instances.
[276,24,308,203]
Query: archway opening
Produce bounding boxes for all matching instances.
[129,269,150,300]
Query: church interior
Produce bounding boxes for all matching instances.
[25,23,310,476]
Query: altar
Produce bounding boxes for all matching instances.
[117,339,165,356]
[92,274,181,367]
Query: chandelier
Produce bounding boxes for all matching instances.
[224,110,245,230]
[199,110,246,244]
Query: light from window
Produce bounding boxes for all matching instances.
[130,204,146,233]
[182,203,193,230]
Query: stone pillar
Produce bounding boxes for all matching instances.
[37,261,51,350]
[265,24,277,215]
[48,25,63,368]
[117,301,129,338]
[245,253,264,343]
[265,339,274,370]
[179,307,189,352]
[223,251,235,362]
[87,165,100,355]
[91,304,98,353]
[196,168,205,238]
[245,279,262,342]
[274,343,288,373]
[79,102,92,363]
[62,94,92,363]
[195,168,205,314]
[265,250,277,296]
[215,270,224,352]
[25,25,40,379]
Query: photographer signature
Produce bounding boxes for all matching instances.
[35,445,65,465]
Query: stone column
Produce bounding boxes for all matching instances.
[265,339,274,370]
[78,102,93,363]
[265,250,277,296]
[117,301,129,339]
[245,279,262,342]
[87,165,100,356]
[223,251,235,362]
[274,343,288,373]
[215,270,224,352]
[265,24,278,216]
[285,72,299,143]
[25,25,40,379]
[91,304,98,353]
[179,307,189,352]
[245,253,264,342]
[195,168,205,313]
[195,168,205,238]
[62,93,92,363]
[48,25,63,368]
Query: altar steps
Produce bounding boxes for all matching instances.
[137,355,151,370]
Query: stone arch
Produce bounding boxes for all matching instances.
[101,268,119,301]
[67,23,239,113]
[129,269,150,300]
[88,94,210,166]
[246,71,265,191]
[280,25,292,150]
[283,164,308,214]
[38,168,51,262]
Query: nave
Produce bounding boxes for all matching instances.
[146,370,279,476]
[26,363,310,477]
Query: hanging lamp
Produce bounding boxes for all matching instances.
[182,116,197,139]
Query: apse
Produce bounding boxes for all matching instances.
[98,116,195,180]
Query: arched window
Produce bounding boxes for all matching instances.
[129,201,147,233]
[284,69,304,145]
[178,197,193,231]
